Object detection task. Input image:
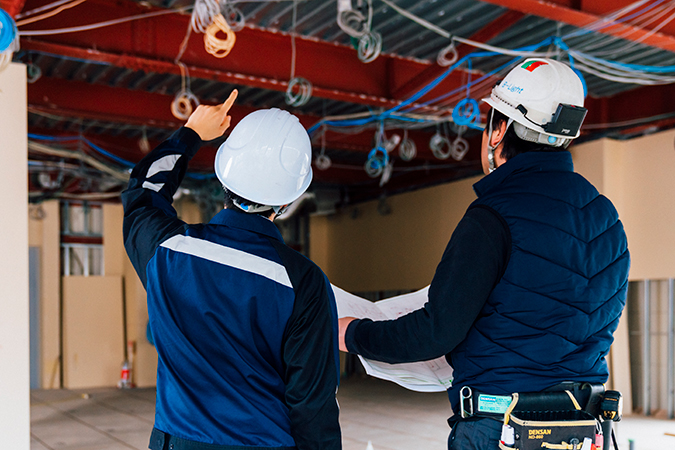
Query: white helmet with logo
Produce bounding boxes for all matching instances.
[481,58,587,172]
[215,108,313,209]
[485,58,586,143]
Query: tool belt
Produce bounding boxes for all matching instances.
[499,392,600,450]
[454,384,611,450]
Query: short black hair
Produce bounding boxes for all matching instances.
[222,187,275,219]
[489,108,566,161]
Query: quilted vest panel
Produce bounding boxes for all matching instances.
[448,152,629,410]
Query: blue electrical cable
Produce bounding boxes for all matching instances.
[83,139,136,168]
[0,8,17,53]
[28,133,81,142]
[29,133,214,180]
[308,36,560,136]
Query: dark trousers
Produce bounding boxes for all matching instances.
[448,418,502,450]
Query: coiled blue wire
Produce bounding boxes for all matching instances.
[366,146,389,171]
[451,98,480,126]
[0,8,17,53]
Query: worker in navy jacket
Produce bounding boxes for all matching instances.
[123,91,341,450]
[339,59,629,450]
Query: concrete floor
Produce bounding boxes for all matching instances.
[30,377,675,450]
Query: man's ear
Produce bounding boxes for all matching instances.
[490,120,507,148]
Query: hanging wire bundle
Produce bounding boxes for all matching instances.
[336,0,381,63]
[204,13,236,58]
[314,125,332,170]
[398,129,417,161]
[222,0,245,32]
[286,0,313,107]
[171,61,200,121]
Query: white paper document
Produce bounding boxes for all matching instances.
[333,285,453,393]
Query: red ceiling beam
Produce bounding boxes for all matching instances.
[479,0,675,52]
[392,9,526,100]
[0,0,26,17]
[17,0,469,110]
[27,75,462,163]
[20,39,407,110]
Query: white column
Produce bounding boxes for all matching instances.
[0,62,29,450]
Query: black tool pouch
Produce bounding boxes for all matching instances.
[499,392,599,450]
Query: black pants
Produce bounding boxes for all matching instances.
[448,418,502,450]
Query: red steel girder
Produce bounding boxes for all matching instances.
[479,0,675,52]
[27,76,463,164]
[18,0,469,108]
[20,39,409,110]
[392,9,526,100]
[0,0,26,17]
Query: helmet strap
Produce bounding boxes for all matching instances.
[231,197,278,215]
[486,108,512,173]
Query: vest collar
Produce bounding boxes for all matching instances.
[473,151,574,198]
[209,208,285,242]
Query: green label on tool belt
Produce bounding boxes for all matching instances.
[477,394,511,414]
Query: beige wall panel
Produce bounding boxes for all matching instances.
[309,215,331,276]
[63,276,124,388]
[573,132,675,279]
[570,140,606,192]
[311,176,481,292]
[612,131,675,280]
[124,259,157,387]
[39,201,61,388]
[104,203,125,276]
[175,197,203,224]
[609,309,633,414]
[0,62,29,450]
[29,206,43,247]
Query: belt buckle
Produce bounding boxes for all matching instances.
[460,386,473,419]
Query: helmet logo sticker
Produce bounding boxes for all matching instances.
[501,81,523,94]
[521,60,548,72]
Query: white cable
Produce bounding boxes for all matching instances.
[358,30,382,63]
[437,41,458,67]
[578,2,675,57]
[222,1,245,32]
[451,136,469,161]
[286,77,312,106]
[0,32,19,73]
[429,132,451,160]
[203,14,236,58]
[337,0,372,38]
[18,7,189,36]
[28,141,130,181]
[398,130,416,161]
[286,0,312,106]
[171,88,200,120]
[451,36,552,57]
[379,0,450,38]
[191,0,220,34]
[17,0,77,19]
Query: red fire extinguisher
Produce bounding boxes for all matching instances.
[118,361,131,389]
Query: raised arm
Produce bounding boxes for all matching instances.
[122,91,237,286]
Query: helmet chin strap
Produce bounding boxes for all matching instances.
[486,108,513,173]
[231,197,286,215]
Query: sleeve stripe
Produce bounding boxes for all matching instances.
[142,181,165,192]
[147,154,182,178]
[160,235,293,289]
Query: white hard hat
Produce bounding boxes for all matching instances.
[215,108,313,206]
[483,58,587,146]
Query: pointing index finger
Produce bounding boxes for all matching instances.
[222,89,238,115]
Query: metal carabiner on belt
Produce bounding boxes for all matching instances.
[460,386,474,419]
